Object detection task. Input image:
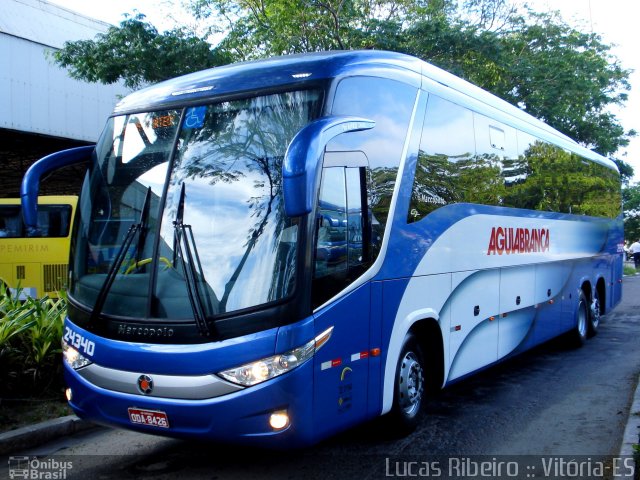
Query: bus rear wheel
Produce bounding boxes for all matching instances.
[388,332,425,435]
[588,289,601,338]
[569,291,589,347]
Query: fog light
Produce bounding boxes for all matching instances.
[269,410,289,430]
[65,388,72,402]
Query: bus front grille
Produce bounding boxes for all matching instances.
[44,264,68,292]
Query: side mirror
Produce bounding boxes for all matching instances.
[282,116,374,217]
[21,146,93,236]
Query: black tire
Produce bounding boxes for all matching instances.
[387,332,425,435]
[588,288,601,338]
[569,291,589,347]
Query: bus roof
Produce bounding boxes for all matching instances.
[112,50,419,114]
[113,50,615,171]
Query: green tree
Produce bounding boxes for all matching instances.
[613,158,635,186]
[187,0,635,156]
[53,1,635,159]
[623,184,640,242]
[400,9,635,157]
[188,0,454,57]
[495,12,634,157]
[53,14,231,89]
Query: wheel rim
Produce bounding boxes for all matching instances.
[577,300,587,338]
[590,295,600,329]
[398,351,424,417]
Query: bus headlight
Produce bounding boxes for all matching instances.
[62,339,92,370]
[218,326,333,387]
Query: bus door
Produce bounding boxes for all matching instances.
[312,152,373,438]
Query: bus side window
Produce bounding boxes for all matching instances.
[330,76,417,259]
[346,167,364,268]
[35,205,73,238]
[315,167,348,281]
[1,207,22,237]
[408,95,475,223]
[37,209,51,237]
[313,165,369,309]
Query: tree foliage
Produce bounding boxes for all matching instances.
[192,0,636,158]
[623,184,640,242]
[53,14,231,89]
[189,0,451,56]
[495,13,632,157]
[392,10,634,157]
[53,1,635,161]
[614,159,635,186]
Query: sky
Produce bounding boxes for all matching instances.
[47,0,640,182]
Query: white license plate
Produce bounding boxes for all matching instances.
[128,408,170,428]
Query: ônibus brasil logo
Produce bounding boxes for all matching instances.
[487,227,550,256]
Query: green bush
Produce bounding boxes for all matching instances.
[0,285,67,398]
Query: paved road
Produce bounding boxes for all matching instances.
[4,276,640,479]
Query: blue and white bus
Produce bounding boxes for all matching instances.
[22,50,623,447]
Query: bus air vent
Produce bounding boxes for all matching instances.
[16,265,26,280]
[44,264,68,292]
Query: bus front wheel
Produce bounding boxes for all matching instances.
[388,332,425,435]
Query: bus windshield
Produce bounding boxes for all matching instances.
[70,90,322,320]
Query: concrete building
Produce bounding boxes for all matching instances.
[0,0,129,196]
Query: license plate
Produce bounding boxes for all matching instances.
[128,408,170,428]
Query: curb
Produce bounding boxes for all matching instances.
[616,372,640,478]
[0,415,95,456]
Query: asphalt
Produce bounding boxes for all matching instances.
[1,274,639,463]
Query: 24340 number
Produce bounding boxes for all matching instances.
[63,326,95,357]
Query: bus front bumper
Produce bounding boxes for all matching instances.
[64,359,315,449]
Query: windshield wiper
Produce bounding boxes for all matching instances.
[173,183,214,337]
[134,186,152,266]
[90,187,152,324]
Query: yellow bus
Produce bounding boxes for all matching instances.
[0,195,77,298]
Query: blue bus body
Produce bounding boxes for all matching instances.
[24,51,623,448]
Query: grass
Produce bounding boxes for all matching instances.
[624,265,638,276]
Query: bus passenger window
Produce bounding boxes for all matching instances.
[0,206,22,237]
[408,95,475,223]
[36,211,47,236]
